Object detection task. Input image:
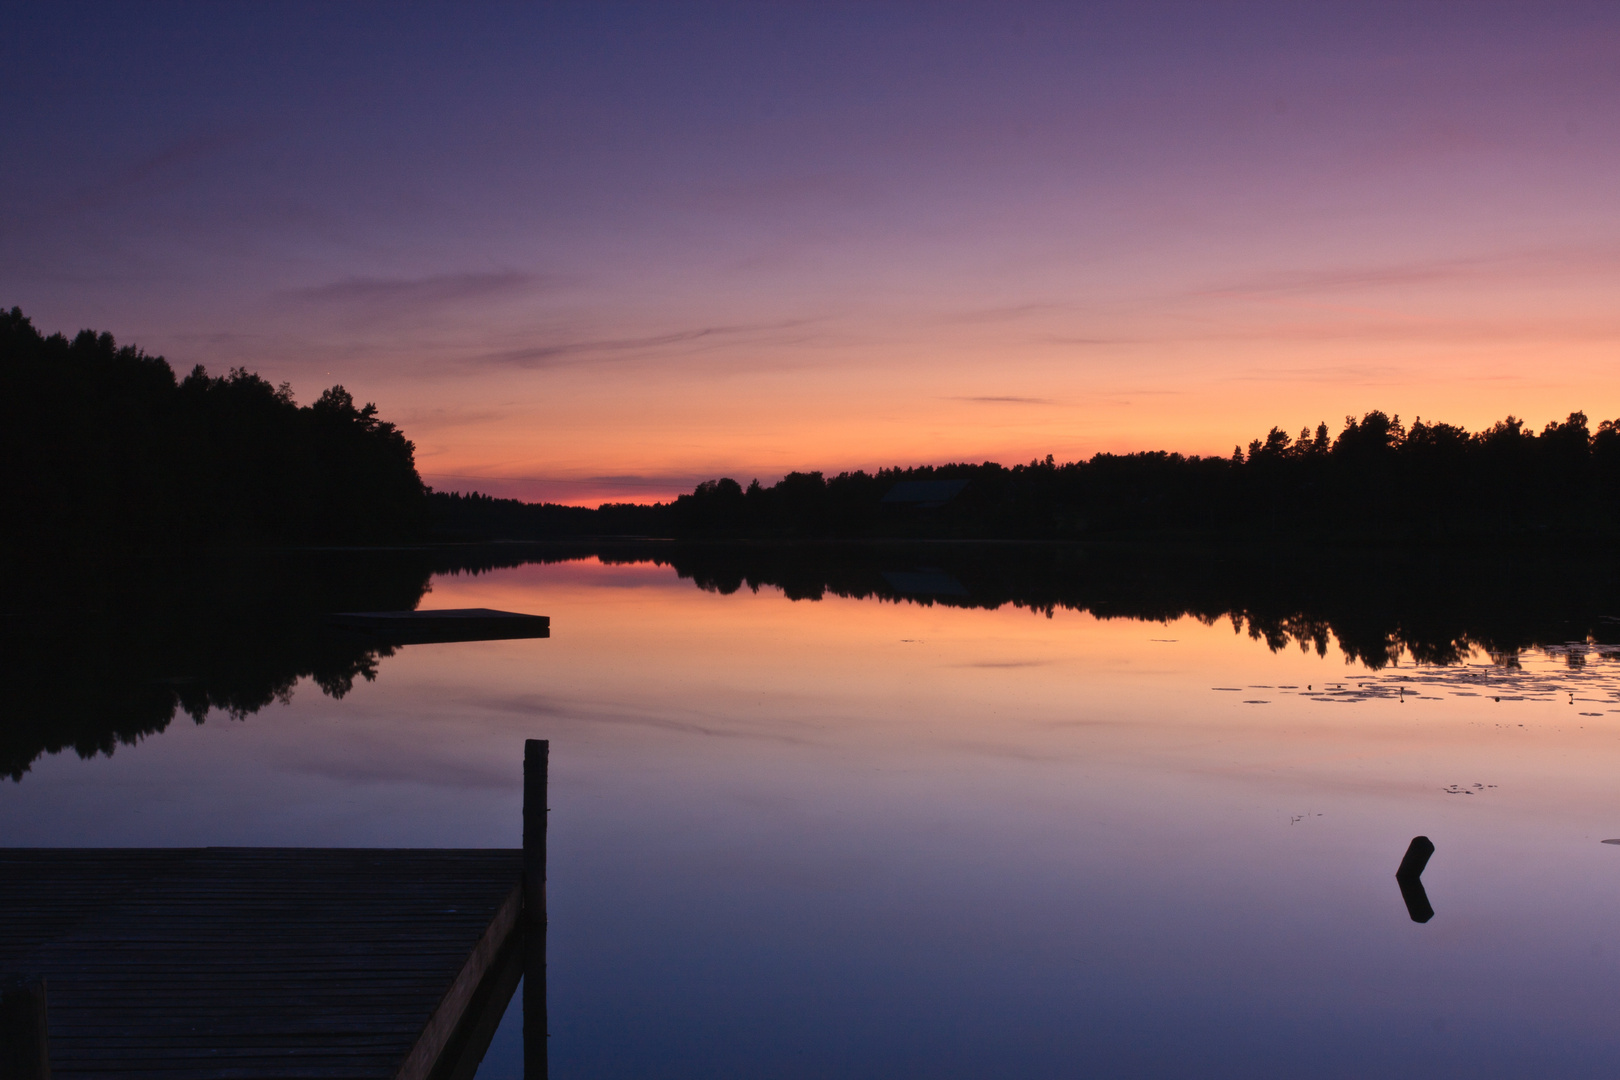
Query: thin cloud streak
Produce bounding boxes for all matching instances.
[1037,335,1131,346]
[1202,242,1620,299]
[285,271,544,310]
[948,396,1057,405]
[941,302,1066,324]
[53,131,252,214]
[473,318,819,370]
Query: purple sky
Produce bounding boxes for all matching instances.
[5,2,1619,502]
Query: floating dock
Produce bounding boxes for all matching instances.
[0,743,550,1080]
[328,609,550,645]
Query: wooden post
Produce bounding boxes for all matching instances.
[523,740,548,1080]
[1395,836,1436,923]
[1396,835,1435,881]
[0,975,50,1080]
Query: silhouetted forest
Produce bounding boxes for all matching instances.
[428,491,654,541]
[438,410,1620,543]
[1,308,426,551]
[14,307,1619,549]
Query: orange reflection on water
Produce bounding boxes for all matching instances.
[11,555,1620,1073]
[411,556,1620,842]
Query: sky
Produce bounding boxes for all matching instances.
[4,2,1620,504]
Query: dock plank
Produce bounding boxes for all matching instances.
[327,610,549,645]
[0,849,523,1080]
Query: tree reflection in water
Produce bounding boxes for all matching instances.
[5,540,1620,780]
[0,547,532,779]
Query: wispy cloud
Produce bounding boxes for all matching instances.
[1037,335,1129,346]
[1210,262,1470,296]
[1203,242,1620,299]
[948,395,1056,405]
[287,270,542,310]
[474,318,817,369]
[1221,362,1414,385]
[1181,315,1620,346]
[941,302,1065,324]
[689,171,865,212]
[394,404,511,430]
[55,131,251,213]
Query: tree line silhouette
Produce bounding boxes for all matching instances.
[438,409,1620,542]
[2,307,425,552]
[10,306,1619,547]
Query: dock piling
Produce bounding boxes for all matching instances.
[1395,836,1436,923]
[523,740,549,1080]
[0,975,50,1080]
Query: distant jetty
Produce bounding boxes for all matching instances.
[329,608,550,644]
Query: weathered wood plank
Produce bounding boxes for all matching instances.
[393,883,520,1080]
[0,849,523,1079]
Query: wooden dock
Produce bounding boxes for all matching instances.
[328,609,550,645]
[0,743,549,1080]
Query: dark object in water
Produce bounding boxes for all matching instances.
[1396,835,1435,879]
[1397,874,1435,924]
[1396,835,1436,923]
[329,608,550,644]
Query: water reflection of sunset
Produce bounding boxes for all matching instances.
[418,558,1620,828]
[11,5,1620,1073]
[9,556,1620,1074]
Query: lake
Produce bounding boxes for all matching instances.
[5,543,1620,1078]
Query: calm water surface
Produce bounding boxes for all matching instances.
[7,553,1620,1077]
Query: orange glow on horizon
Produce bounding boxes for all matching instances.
[405,327,1620,506]
[12,6,1620,508]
